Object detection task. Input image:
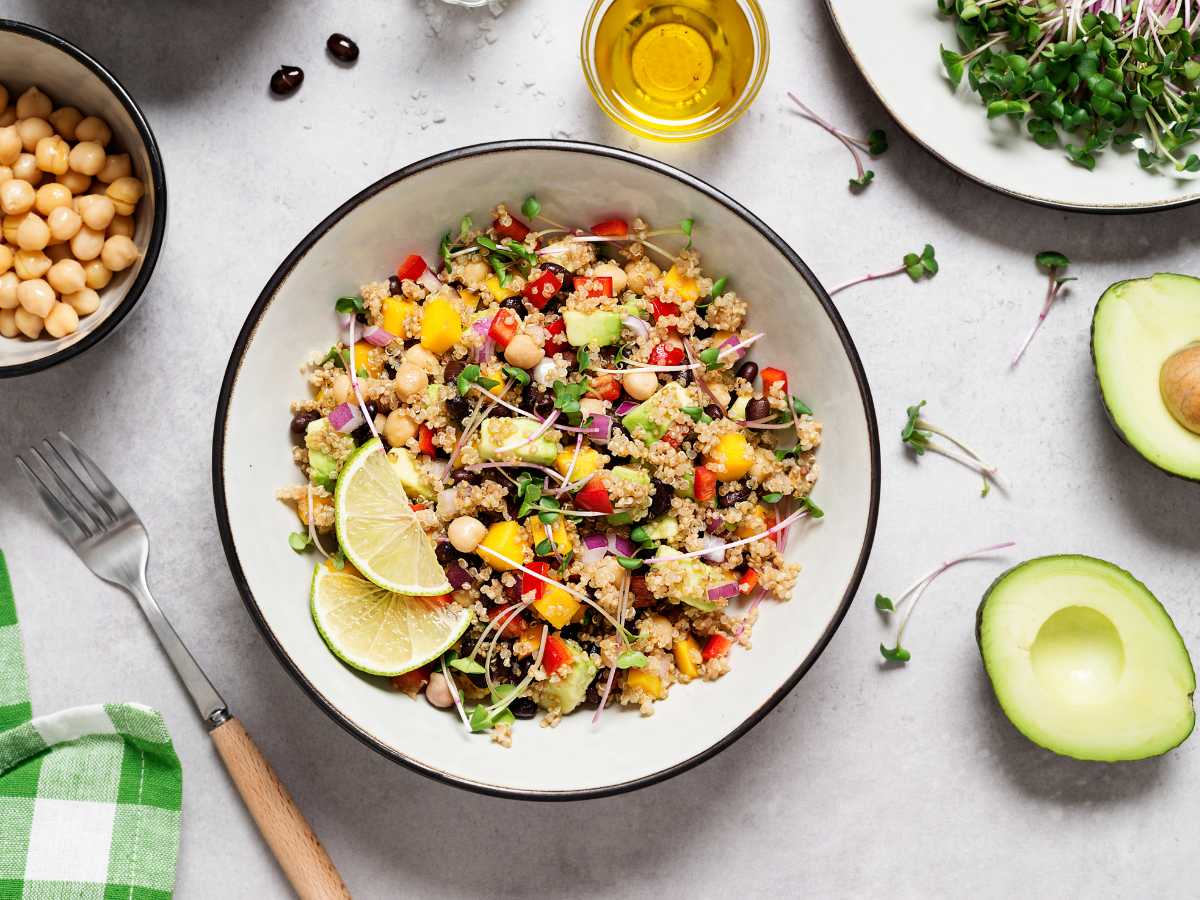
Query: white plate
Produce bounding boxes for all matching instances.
[213,141,880,799]
[825,0,1200,212]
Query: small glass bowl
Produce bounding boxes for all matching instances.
[581,0,770,143]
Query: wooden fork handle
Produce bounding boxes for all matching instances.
[210,716,350,899]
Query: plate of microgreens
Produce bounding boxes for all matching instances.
[825,0,1200,211]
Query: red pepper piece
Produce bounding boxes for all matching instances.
[544,318,568,355]
[702,634,732,661]
[738,569,760,595]
[576,276,613,298]
[488,604,528,639]
[418,425,436,456]
[395,254,427,283]
[649,298,680,321]
[488,308,520,349]
[492,214,530,242]
[588,374,621,402]
[522,269,564,310]
[542,633,572,675]
[591,218,629,238]
[761,367,789,401]
[390,663,432,695]
[575,476,613,514]
[522,561,551,603]
[648,343,685,367]
[693,465,716,503]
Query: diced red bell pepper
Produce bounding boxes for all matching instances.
[649,298,680,321]
[395,254,427,283]
[418,425,436,456]
[390,663,432,695]
[661,432,681,449]
[693,465,716,503]
[702,634,732,661]
[591,218,629,238]
[522,269,564,310]
[648,343,685,367]
[488,604,528,639]
[488,309,520,349]
[738,569,760,595]
[492,214,530,242]
[576,276,613,298]
[544,318,568,355]
[575,476,613,514]
[761,367,789,400]
[522,561,550,602]
[542,633,573,676]
[588,374,621,402]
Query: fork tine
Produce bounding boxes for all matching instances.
[15,452,92,544]
[43,435,121,524]
[37,440,114,529]
[52,431,134,520]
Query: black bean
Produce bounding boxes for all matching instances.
[499,296,526,317]
[444,394,471,421]
[703,403,724,421]
[745,397,772,423]
[387,275,402,295]
[443,359,466,382]
[719,484,751,508]
[648,483,672,518]
[435,542,459,566]
[735,361,759,384]
[510,697,537,719]
[269,66,304,96]
[290,409,320,436]
[351,424,372,445]
[694,325,715,340]
[527,389,556,420]
[451,467,483,486]
[326,33,359,63]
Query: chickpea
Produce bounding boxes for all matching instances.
[107,214,134,238]
[47,205,82,242]
[74,116,111,147]
[0,178,35,215]
[404,344,439,373]
[503,333,544,369]
[0,126,19,166]
[16,278,55,317]
[70,226,104,261]
[622,369,659,401]
[67,141,106,177]
[105,176,144,216]
[95,152,130,184]
[64,287,100,316]
[34,135,69,175]
[331,372,352,405]
[100,234,138,272]
[57,170,89,194]
[43,301,78,338]
[0,244,10,275]
[48,106,83,140]
[448,515,487,553]
[34,181,72,215]
[0,271,17,309]
[392,361,429,400]
[15,87,52,120]
[424,672,454,709]
[14,307,42,339]
[13,250,50,280]
[15,118,51,153]
[383,411,417,448]
[0,307,15,338]
[46,258,86,295]
[16,212,49,251]
[11,153,41,185]
[78,194,115,231]
[625,258,662,294]
[592,261,628,295]
[461,259,489,289]
[2,212,25,243]
[83,259,111,290]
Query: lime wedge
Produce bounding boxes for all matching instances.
[334,438,450,596]
[310,562,470,676]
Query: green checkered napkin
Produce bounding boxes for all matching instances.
[0,551,183,899]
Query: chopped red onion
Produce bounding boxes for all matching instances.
[362,325,396,347]
[329,402,364,433]
[608,534,635,557]
[707,581,740,602]
[706,515,724,531]
[581,533,609,563]
[417,269,443,294]
[583,414,612,443]
[621,315,650,339]
[719,335,746,361]
[700,534,726,563]
[615,400,637,417]
[337,312,354,331]
[447,564,470,590]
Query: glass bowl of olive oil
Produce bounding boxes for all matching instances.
[582,0,769,142]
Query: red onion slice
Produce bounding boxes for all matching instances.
[417,269,443,294]
[583,414,612,443]
[329,402,364,433]
[362,325,396,347]
[707,581,740,602]
[621,315,650,339]
[615,400,638,417]
[609,534,635,557]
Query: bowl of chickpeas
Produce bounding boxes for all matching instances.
[0,19,165,377]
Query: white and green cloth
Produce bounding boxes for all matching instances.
[0,551,183,899]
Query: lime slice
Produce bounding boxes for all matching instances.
[310,562,470,676]
[334,438,450,596]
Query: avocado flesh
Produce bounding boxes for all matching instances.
[534,639,597,714]
[978,554,1195,762]
[1092,273,1200,480]
[563,310,622,348]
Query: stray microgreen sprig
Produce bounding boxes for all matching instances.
[1011,251,1075,368]
[903,400,1002,496]
[829,245,938,295]
[876,541,1016,662]
[788,92,888,191]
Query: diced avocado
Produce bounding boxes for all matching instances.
[978,554,1195,761]
[534,639,598,714]
[729,395,749,421]
[653,546,719,611]
[621,380,691,443]
[478,417,562,466]
[642,514,678,542]
[387,447,435,500]
[303,419,339,490]
[564,309,622,347]
[606,465,652,525]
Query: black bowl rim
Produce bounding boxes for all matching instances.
[212,139,881,801]
[0,18,167,378]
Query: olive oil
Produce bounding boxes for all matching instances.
[592,0,759,139]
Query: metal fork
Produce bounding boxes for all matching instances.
[17,433,349,900]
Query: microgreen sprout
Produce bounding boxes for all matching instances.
[1011,251,1075,367]
[787,93,888,191]
[521,196,541,219]
[877,541,1016,662]
[829,245,938,295]
[903,400,1002,496]
[287,532,311,552]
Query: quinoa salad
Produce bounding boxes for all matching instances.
[280,199,823,745]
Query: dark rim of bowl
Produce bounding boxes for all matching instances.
[0,19,167,378]
[212,139,881,801]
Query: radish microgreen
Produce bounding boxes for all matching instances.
[788,93,888,191]
[829,245,938,295]
[903,400,1001,496]
[1011,251,1075,367]
[450,656,486,675]
[334,295,364,315]
[521,196,541,219]
[616,650,648,669]
[287,532,311,552]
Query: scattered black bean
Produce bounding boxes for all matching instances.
[435,542,460,566]
[527,389,556,420]
[648,483,672,518]
[444,394,471,421]
[694,325,715,340]
[499,296,526,317]
[703,403,724,421]
[443,358,467,384]
[510,697,538,719]
[719,484,751,508]
[326,33,359,63]
[351,424,372,445]
[744,397,772,423]
[269,66,304,96]
[735,360,759,384]
[387,275,403,295]
[290,409,320,436]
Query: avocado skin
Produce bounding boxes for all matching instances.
[1090,273,1200,485]
[977,553,1197,761]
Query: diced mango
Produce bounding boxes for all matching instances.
[736,505,767,539]
[420,296,462,354]
[459,289,480,311]
[382,296,417,336]
[485,274,518,302]
[673,637,701,679]
[705,432,753,482]
[663,265,701,303]
[481,365,511,396]
[477,520,528,571]
[532,585,580,629]
[296,493,330,526]
[350,341,384,378]
[555,446,603,482]
[526,516,571,556]
[711,330,736,349]
[626,668,665,700]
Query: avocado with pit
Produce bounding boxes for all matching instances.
[477,417,562,466]
[387,447,435,500]
[563,310,622,348]
[1092,273,1200,480]
[533,639,598,714]
[978,554,1195,762]
[622,380,691,443]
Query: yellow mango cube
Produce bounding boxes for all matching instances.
[555,447,603,482]
[673,637,701,679]
[663,265,701,303]
[626,668,666,700]
[485,274,518,302]
[349,341,384,378]
[705,432,752,482]
[477,520,527,571]
[420,296,462,354]
[525,517,571,556]
[532,585,580,629]
[459,289,480,311]
[382,296,417,336]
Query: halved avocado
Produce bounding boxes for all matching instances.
[1092,273,1200,481]
[978,555,1195,762]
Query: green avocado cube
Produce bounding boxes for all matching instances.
[564,310,622,347]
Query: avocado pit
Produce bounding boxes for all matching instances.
[1160,343,1200,435]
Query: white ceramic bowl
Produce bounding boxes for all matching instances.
[0,20,166,377]
[214,141,880,799]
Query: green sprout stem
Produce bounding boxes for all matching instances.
[830,244,938,295]
[787,92,887,190]
[1012,252,1073,367]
